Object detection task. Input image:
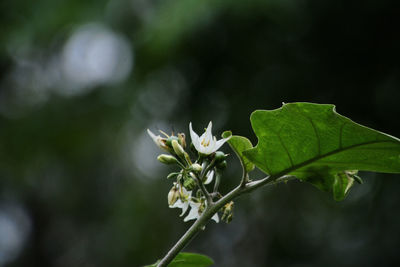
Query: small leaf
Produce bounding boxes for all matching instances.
[222,131,255,173]
[145,252,214,267]
[169,252,214,267]
[244,102,400,200]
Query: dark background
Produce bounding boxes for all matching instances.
[1,0,400,266]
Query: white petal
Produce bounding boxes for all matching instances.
[199,122,212,146]
[184,202,200,222]
[170,199,184,209]
[209,136,217,151]
[181,186,190,196]
[179,201,189,216]
[204,170,214,185]
[205,121,213,138]
[189,122,201,151]
[214,136,231,151]
[211,213,219,223]
[147,129,160,145]
[204,144,217,155]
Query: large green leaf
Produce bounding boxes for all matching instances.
[243,102,400,200]
[222,131,255,173]
[145,252,214,267]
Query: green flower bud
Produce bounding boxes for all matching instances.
[171,139,185,158]
[216,160,227,170]
[157,154,178,165]
[183,176,197,190]
[167,172,180,179]
[166,136,179,148]
[190,163,202,172]
[214,151,227,163]
[178,133,186,149]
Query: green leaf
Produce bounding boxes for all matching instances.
[222,131,255,173]
[145,252,214,267]
[243,102,400,200]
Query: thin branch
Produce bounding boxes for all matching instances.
[239,168,249,188]
[156,173,297,266]
[191,172,212,204]
[213,169,221,193]
[156,205,214,267]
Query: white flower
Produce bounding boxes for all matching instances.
[170,199,190,216]
[147,129,169,151]
[189,121,230,155]
[204,170,214,185]
[169,183,191,216]
[184,200,219,223]
[169,183,220,223]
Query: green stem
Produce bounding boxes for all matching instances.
[156,173,295,266]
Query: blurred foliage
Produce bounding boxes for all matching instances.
[1,0,400,266]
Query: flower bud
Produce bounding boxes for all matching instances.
[157,154,178,165]
[221,201,234,223]
[167,172,180,179]
[216,160,227,170]
[168,185,180,206]
[178,133,186,149]
[214,151,227,163]
[172,139,185,158]
[199,200,206,214]
[183,176,196,190]
[166,136,179,148]
[190,163,202,173]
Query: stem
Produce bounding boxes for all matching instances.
[213,170,221,193]
[156,201,222,267]
[192,172,212,204]
[157,173,295,266]
[239,168,248,188]
[156,208,210,267]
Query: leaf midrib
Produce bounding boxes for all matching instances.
[253,139,400,176]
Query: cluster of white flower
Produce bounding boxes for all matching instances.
[148,122,232,223]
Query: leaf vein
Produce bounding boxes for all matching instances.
[274,139,399,176]
[294,105,321,156]
[339,121,347,149]
[277,128,294,168]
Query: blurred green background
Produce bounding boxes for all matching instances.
[1,0,400,266]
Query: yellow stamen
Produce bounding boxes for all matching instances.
[201,139,210,147]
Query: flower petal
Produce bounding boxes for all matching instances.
[184,202,201,222]
[214,136,231,151]
[205,121,213,138]
[179,201,189,216]
[211,213,219,223]
[204,170,214,185]
[189,122,201,151]
[147,129,160,145]
[170,199,184,209]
